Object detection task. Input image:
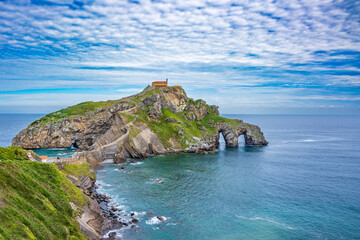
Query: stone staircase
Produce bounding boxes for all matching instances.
[104,144,118,161]
[100,115,138,163]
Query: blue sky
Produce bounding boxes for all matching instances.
[0,0,359,114]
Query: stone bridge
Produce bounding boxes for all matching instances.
[215,121,268,146]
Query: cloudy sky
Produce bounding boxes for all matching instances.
[0,0,359,114]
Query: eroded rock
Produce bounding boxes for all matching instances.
[12,86,268,166]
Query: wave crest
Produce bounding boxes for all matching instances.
[235,215,296,230]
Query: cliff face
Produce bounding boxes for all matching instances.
[12,101,136,150]
[13,86,268,165]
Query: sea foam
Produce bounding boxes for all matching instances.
[146,216,167,225]
[235,215,296,230]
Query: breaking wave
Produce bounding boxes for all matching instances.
[146,216,167,225]
[235,215,296,230]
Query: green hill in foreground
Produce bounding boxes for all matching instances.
[0,146,28,161]
[0,148,88,239]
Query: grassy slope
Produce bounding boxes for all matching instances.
[30,100,125,126]
[119,112,136,124]
[131,88,207,148]
[201,114,240,131]
[137,109,203,148]
[128,87,241,149]
[0,147,88,239]
[134,107,215,149]
[62,163,96,181]
[0,146,28,161]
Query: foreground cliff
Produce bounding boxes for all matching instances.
[0,146,134,240]
[0,148,89,239]
[13,86,267,165]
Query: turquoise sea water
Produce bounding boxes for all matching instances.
[96,115,360,240]
[1,114,359,239]
[32,148,78,158]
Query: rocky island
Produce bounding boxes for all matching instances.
[13,85,267,166]
[2,85,268,240]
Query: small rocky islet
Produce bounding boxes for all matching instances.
[5,85,268,239]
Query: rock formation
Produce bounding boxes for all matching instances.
[13,86,268,165]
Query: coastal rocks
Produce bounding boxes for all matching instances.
[186,137,217,153]
[113,125,166,163]
[131,128,166,155]
[26,150,42,162]
[148,143,162,155]
[150,178,164,183]
[13,85,268,166]
[141,94,163,119]
[12,99,137,150]
[165,117,181,124]
[157,87,188,113]
[72,149,105,166]
[215,121,268,147]
[93,115,127,149]
[216,122,242,147]
[243,123,269,145]
[198,126,206,131]
[185,99,218,120]
[92,192,140,237]
[12,110,119,150]
[115,138,147,162]
[157,216,166,222]
[65,173,105,239]
[77,198,104,240]
[146,216,167,225]
[113,152,127,164]
[139,88,189,120]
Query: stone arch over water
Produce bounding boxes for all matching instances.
[214,120,268,147]
[216,123,246,147]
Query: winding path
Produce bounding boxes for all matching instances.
[48,101,140,164]
[100,114,138,150]
[101,102,139,160]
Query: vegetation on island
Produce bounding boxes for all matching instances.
[127,88,240,149]
[23,86,245,150]
[30,99,136,126]
[0,147,90,239]
[14,85,267,152]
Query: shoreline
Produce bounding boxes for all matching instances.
[91,186,137,239]
[81,163,144,240]
[92,160,168,240]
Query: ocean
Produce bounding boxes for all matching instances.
[1,114,360,239]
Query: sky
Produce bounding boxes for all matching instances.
[0,0,359,114]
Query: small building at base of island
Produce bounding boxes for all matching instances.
[152,79,181,88]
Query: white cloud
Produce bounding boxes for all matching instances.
[0,0,359,113]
